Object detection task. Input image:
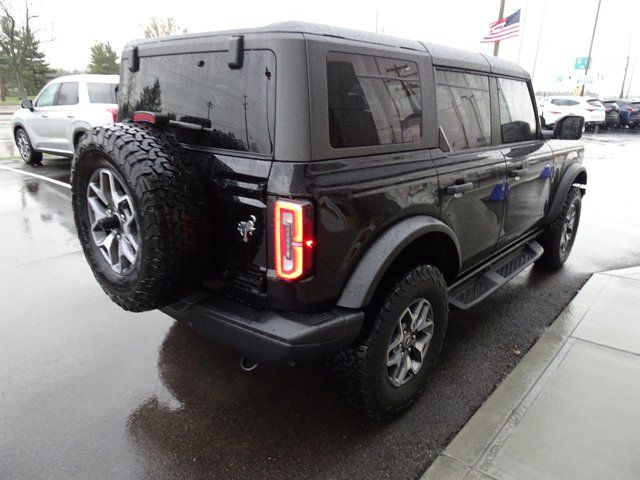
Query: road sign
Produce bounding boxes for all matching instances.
[575,57,589,69]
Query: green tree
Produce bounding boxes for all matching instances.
[87,41,119,74]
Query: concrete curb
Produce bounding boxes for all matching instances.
[421,266,640,480]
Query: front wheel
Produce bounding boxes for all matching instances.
[537,187,582,270]
[15,128,43,165]
[327,265,448,418]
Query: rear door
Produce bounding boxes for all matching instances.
[49,81,80,152]
[496,77,553,245]
[433,69,507,269]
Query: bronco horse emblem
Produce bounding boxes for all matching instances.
[237,215,257,242]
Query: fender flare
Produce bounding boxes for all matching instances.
[545,163,587,224]
[336,216,461,309]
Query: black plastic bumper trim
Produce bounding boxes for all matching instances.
[161,291,364,365]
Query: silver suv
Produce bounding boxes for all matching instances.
[11,74,119,164]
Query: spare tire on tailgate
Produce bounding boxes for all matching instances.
[71,123,210,312]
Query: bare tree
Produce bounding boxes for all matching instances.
[143,17,185,39]
[0,0,51,99]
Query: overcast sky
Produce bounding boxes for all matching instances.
[25,0,640,97]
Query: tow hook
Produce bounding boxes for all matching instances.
[240,357,258,372]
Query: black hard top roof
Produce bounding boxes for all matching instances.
[129,21,530,80]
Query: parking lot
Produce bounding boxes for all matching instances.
[1,124,640,480]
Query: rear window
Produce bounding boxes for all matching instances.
[119,50,276,155]
[88,83,117,103]
[327,52,422,148]
[632,102,640,108]
[587,99,604,108]
[551,99,579,106]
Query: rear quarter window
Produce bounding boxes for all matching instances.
[119,50,276,155]
[327,52,422,148]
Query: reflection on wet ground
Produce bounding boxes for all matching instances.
[1,129,640,480]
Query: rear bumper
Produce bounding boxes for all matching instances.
[161,291,364,365]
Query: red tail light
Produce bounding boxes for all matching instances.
[550,111,562,115]
[132,111,156,124]
[274,199,314,281]
[586,108,596,112]
[106,108,118,122]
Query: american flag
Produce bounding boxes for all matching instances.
[481,9,521,43]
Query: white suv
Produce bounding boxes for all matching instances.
[11,74,119,164]
[539,96,605,132]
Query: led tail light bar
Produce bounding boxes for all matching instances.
[274,199,314,281]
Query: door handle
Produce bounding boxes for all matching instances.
[509,168,528,178]
[41,114,48,118]
[445,181,474,195]
[67,115,74,119]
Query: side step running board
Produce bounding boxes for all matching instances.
[449,240,544,310]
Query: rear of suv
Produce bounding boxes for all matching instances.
[71,22,586,417]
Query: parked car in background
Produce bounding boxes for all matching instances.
[605,99,634,127]
[539,96,604,131]
[11,74,119,164]
[626,101,640,128]
[601,100,621,128]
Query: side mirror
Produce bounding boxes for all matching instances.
[553,115,584,140]
[20,99,33,111]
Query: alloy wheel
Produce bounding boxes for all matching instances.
[560,203,577,252]
[386,297,435,387]
[16,130,31,161]
[86,168,140,274]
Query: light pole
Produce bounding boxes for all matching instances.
[581,0,602,96]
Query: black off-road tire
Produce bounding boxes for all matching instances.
[537,187,582,270]
[15,127,43,165]
[71,123,210,312]
[327,265,448,418]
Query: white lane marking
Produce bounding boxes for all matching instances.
[0,164,71,189]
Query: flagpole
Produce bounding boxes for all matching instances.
[531,0,548,82]
[517,0,529,64]
[493,0,506,56]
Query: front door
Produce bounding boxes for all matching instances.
[495,77,554,245]
[433,69,507,269]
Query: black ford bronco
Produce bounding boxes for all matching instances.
[71,22,586,417]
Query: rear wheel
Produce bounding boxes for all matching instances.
[327,265,448,418]
[15,128,43,165]
[537,187,582,270]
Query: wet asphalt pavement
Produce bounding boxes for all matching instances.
[1,124,640,480]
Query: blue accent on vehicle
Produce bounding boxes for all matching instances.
[540,165,554,179]
[489,180,508,202]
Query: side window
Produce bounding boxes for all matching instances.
[55,82,79,106]
[327,52,422,148]
[35,83,60,107]
[435,70,491,151]
[497,78,537,144]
